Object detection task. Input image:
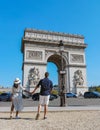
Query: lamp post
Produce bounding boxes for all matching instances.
[59,40,66,107]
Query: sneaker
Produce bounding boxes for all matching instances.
[15,116,20,119]
[44,117,47,120]
[35,114,40,120]
[10,115,12,119]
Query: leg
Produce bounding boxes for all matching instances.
[35,95,43,120]
[38,95,42,114]
[37,104,41,114]
[15,111,19,117]
[10,103,14,118]
[43,95,50,119]
[44,105,48,119]
[15,111,21,119]
[35,104,41,120]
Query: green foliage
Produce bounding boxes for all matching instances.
[0,91,3,94]
[89,85,100,92]
[51,89,58,95]
[96,87,100,92]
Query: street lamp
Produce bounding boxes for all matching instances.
[59,40,66,107]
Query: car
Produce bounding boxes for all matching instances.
[22,91,31,98]
[66,92,77,98]
[32,93,57,101]
[32,93,39,101]
[84,91,100,98]
[51,94,58,99]
[0,92,12,101]
[49,94,58,100]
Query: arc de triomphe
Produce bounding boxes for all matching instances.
[21,29,88,95]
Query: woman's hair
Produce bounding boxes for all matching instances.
[13,83,19,88]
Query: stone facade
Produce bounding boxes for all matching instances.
[21,29,88,95]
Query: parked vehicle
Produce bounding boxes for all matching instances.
[66,92,77,98]
[51,94,58,99]
[84,91,100,98]
[32,93,39,101]
[49,94,55,101]
[32,93,58,101]
[50,94,59,100]
[0,92,12,101]
[22,91,31,98]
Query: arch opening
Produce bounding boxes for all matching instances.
[47,62,58,85]
[47,54,67,86]
[47,54,66,70]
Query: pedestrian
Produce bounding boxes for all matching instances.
[31,72,53,120]
[10,78,30,119]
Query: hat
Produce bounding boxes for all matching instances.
[14,78,21,84]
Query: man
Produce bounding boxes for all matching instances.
[31,72,53,120]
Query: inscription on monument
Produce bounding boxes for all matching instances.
[26,50,42,60]
[25,32,84,43]
[70,54,84,63]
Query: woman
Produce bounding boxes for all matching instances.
[10,78,30,119]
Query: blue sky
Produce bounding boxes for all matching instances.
[0,0,100,87]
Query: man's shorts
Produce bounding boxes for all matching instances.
[39,95,50,105]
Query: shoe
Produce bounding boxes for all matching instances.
[35,114,40,120]
[44,117,47,120]
[10,115,12,119]
[15,116,20,119]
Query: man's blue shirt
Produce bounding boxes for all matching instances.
[37,78,53,96]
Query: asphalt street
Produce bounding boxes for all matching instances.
[1,97,100,107]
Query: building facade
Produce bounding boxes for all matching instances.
[21,29,88,95]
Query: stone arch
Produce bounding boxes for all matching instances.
[21,28,88,95]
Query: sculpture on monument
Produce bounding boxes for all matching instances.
[73,70,84,87]
[28,67,40,87]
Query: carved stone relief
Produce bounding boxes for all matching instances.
[70,54,84,63]
[73,70,84,87]
[28,67,40,86]
[26,50,42,60]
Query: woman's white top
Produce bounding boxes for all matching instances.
[12,85,25,98]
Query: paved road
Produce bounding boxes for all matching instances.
[1,97,100,107]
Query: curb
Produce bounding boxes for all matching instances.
[0,106,100,112]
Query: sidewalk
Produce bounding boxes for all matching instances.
[0,106,100,112]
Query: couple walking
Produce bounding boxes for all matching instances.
[10,72,53,120]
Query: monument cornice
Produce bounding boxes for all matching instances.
[21,38,87,52]
[24,28,84,39]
